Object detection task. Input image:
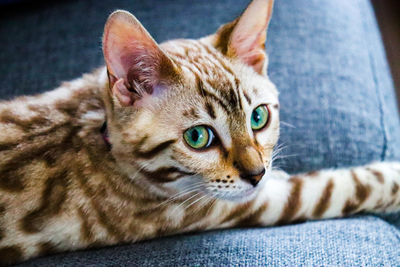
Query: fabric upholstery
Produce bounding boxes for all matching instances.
[1,0,399,265]
[17,216,400,266]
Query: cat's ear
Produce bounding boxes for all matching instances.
[212,0,274,75]
[102,10,178,106]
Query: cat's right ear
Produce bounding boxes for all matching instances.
[211,0,274,76]
[102,10,178,106]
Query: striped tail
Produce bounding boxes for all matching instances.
[213,162,400,228]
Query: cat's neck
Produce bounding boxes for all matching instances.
[52,67,167,201]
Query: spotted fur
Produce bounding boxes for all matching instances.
[0,0,399,265]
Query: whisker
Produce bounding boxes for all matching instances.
[194,195,213,213]
[206,198,217,216]
[172,192,202,213]
[157,181,204,202]
[271,146,288,159]
[272,144,288,154]
[280,121,296,128]
[185,194,209,210]
[272,154,298,160]
[271,165,284,172]
[157,183,205,207]
[274,142,288,150]
[129,162,151,181]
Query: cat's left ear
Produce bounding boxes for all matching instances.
[212,0,274,75]
[102,10,179,106]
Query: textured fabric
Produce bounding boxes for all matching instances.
[1,0,400,266]
[18,216,400,266]
[269,0,400,173]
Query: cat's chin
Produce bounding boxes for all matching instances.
[211,186,261,203]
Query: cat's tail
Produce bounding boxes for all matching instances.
[215,162,400,228]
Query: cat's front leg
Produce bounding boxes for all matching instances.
[210,162,400,229]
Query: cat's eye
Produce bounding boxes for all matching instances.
[251,105,270,131]
[184,126,215,149]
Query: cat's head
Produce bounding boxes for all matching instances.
[102,0,279,202]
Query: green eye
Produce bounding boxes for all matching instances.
[251,105,270,130]
[184,126,214,149]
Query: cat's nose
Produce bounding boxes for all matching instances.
[240,168,265,187]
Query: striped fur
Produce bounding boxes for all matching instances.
[0,0,400,265]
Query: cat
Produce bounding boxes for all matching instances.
[0,0,399,265]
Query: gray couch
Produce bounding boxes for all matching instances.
[1,0,399,265]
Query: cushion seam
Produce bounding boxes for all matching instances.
[359,1,388,161]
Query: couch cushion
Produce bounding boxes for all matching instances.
[268,0,400,173]
[18,216,400,266]
[1,0,400,265]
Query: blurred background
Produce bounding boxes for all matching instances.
[371,0,400,109]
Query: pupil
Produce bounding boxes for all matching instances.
[253,111,260,123]
[192,129,199,142]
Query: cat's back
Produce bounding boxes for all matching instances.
[0,68,112,259]
[0,68,106,145]
[0,68,107,194]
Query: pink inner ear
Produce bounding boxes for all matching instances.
[231,30,267,74]
[226,0,274,74]
[112,78,133,106]
[122,48,162,94]
[242,50,266,74]
[103,11,161,83]
[103,11,175,105]
[133,84,166,108]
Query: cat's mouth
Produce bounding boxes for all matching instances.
[204,170,271,202]
[211,187,258,202]
[161,172,268,203]
[203,182,261,202]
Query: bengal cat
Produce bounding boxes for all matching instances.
[0,0,399,265]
